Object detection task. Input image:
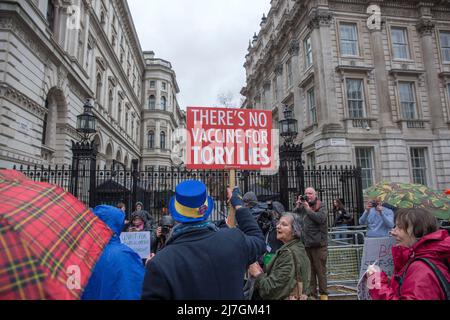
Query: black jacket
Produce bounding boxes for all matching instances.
[141,207,266,300]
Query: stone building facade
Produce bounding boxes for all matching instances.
[142,51,185,170]
[0,0,185,170]
[241,0,450,190]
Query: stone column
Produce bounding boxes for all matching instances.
[309,9,341,131]
[417,19,445,131]
[369,23,395,130]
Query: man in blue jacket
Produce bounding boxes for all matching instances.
[82,205,145,300]
[359,199,395,237]
[141,180,266,300]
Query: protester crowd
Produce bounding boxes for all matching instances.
[5,175,448,300]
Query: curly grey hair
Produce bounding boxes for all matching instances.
[281,212,302,239]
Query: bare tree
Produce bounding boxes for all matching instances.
[217,91,236,108]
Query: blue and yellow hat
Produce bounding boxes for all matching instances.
[169,180,214,223]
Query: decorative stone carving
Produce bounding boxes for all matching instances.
[274,63,283,76]
[288,41,300,56]
[0,84,47,119]
[308,10,333,29]
[416,19,435,36]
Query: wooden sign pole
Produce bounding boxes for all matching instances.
[226,169,237,228]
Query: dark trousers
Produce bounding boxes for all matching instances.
[306,245,328,296]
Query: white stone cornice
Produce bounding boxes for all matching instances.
[0,84,47,119]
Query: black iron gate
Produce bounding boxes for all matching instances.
[13,162,363,227]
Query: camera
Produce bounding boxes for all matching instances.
[298,195,308,202]
[370,201,378,208]
[161,225,171,236]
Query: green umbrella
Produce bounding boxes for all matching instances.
[365,181,450,221]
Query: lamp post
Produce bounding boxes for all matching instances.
[71,98,98,208]
[279,104,298,145]
[278,104,304,210]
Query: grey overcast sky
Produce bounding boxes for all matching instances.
[128,0,271,109]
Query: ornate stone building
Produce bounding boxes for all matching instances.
[0,0,185,169]
[241,0,450,190]
[142,51,185,170]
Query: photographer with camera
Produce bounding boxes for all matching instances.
[151,215,176,254]
[243,192,284,262]
[294,187,328,300]
[359,199,394,238]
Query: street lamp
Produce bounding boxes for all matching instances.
[76,98,97,141]
[279,104,298,144]
[71,98,98,208]
[278,104,303,211]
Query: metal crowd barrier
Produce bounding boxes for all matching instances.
[325,228,367,298]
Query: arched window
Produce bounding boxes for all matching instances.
[161,96,167,111]
[148,131,154,149]
[149,95,156,109]
[160,131,166,149]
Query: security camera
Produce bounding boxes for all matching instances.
[365,125,371,131]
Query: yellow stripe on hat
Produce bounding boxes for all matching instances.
[174,198,208,218]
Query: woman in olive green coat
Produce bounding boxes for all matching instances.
[248,212,311,300]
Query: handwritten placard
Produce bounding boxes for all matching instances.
[120,231,151,259]
[359,237,395,279]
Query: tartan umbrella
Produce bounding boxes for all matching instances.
[365,181,450,221]
[0,170,113,299]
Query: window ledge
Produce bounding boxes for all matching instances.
[396,119,429,129]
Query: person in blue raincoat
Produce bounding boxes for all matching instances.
[82,205,145,300]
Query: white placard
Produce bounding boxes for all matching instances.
[120,231,151,259]
[359,237,395,280]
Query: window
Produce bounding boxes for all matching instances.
[346,79,365,118]
[273,79,278,101]
[108,89,113,115]
[440,31,450,63]
[410,147,427,186]
[125,112,129,132]
[339,23,359,56]
[286,60,293,88]
[150,80,155,88]
[304,36,313,68]
[447,83,450,104]
[46,0,55,31]
[148,131,154,149]
[118,102,122,126]
[161,96,167,111]
[355,147,374,190]
[162,82,167,90]
[148,95,155,109]
[96,74,102,103]
[160,131,166,149]
[399,82,417,119]
[42,99,49,145]
[307,152,316,168]
[391,27,410,60]
[307,88,317,124]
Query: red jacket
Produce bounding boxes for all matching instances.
[370,229,450,300]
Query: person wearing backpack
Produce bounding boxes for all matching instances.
[367,208,450,300]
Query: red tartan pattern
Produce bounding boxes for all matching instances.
[0,170,112,299]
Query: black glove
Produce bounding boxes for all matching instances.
[230,187,244,208]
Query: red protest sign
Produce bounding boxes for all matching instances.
[186,106,273,170]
